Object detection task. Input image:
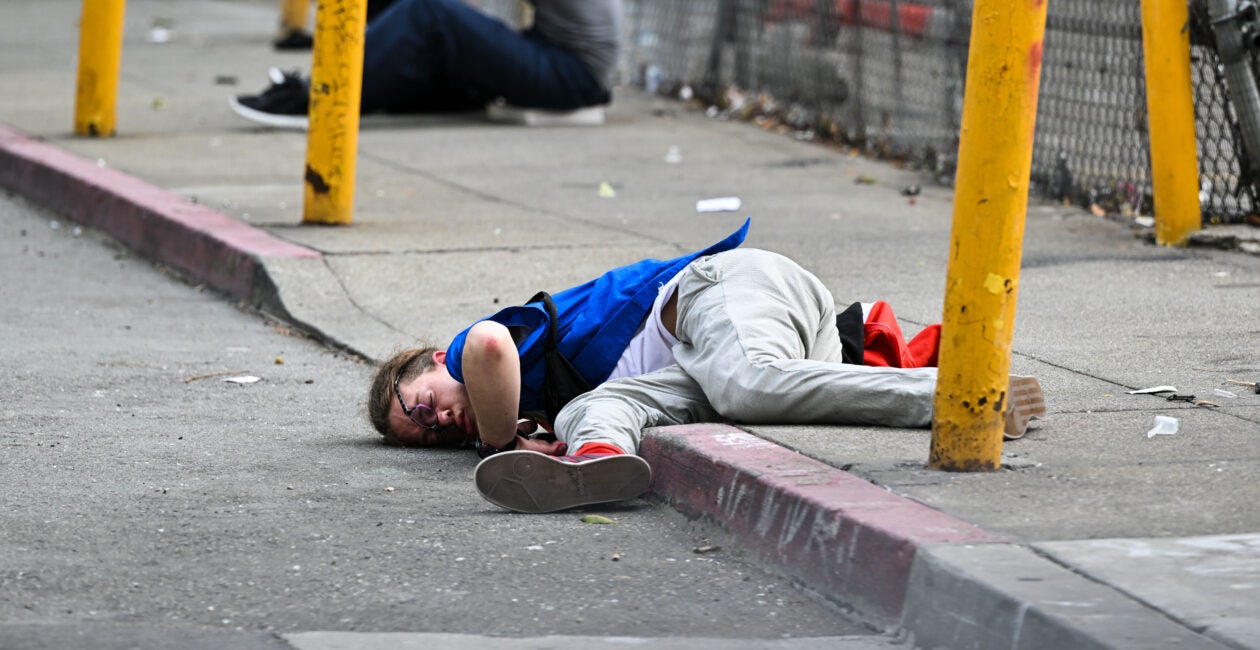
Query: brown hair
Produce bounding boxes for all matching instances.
[367,345,441,438]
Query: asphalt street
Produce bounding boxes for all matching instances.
[0,191,894,648]
[4,0,1260,646]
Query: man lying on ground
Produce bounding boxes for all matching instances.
[366,220,1045,513]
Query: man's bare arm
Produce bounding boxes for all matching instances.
[462,320,522,448]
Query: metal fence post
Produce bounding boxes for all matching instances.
[1141,0,1201,245]
[705,0,736,94]
[74,0,127,137]
[302,0,368,225]
[929,0,1048,471]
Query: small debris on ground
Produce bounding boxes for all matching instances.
[581,514,615,525]
[184,369,248,383]
[1226,378,1260,393]
[695,196,741,213]
[223,375,261,385]
[1146,415,1178,438]
[1126,385,1176,395]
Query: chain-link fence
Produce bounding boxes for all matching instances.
[1189,0,1259,223]
[623,0,969,166]
[478,0,1258,225]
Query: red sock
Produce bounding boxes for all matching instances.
[573,442,626,457]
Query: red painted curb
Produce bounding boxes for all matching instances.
[0,124,319,305]
[641,423,1006,625]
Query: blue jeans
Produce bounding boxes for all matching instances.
[361,0,610,113]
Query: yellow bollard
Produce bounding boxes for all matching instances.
[1141,0,1201,246]
[929,0,1048,471]
[74,0,127,137]
[302,0,368,225]
[279,0,311,34]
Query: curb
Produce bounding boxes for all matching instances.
[642,425,1232,648]
[901,544,1230,649]
[640,424,1004,627]
[0,124,320,314]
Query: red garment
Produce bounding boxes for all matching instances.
[862,301,940,368]
[573,441,626,456]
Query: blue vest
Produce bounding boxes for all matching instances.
[446,219,750,413]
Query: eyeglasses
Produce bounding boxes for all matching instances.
[394,374,440,431]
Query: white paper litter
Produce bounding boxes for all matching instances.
[1146,415,1179,438]
[1213,388,1238,399]
[696,196,741,213]
[1126,385,1177,395]
[223,375,261,384]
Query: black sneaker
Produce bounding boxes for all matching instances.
[229,67,309,130]
[475,451,652,513]
[273,30,313,51]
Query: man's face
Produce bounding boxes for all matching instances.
[389,362,480,447]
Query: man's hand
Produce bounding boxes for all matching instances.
[515,435,567,456]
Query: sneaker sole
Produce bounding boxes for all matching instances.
[1005,375,1047,440]
[228,96,309,130]
[475,451,652,514]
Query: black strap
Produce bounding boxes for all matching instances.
[528,291,594,424]
[476,434,518,459]
[836,301,865,365]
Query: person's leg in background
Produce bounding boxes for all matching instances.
[361,0,608,113]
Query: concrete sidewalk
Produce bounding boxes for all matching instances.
[3,0,1259,647]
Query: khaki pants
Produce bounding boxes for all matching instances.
[556,249,938,454]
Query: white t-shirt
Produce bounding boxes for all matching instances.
[606,271,684,381]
